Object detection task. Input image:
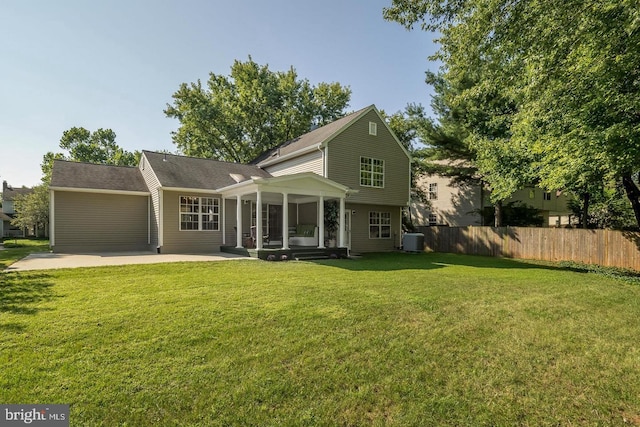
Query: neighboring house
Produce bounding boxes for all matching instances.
[1,181,33,238]
[411,174,574,227]
[49,105,411,254]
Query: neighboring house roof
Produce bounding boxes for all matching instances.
[50,160,149,193]
[0,210,12,221]
[143,150,272,191]
[2,181,33,201]
[251,105,374,166]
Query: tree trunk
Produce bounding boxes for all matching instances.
[622,174,640,229]
[494,200,503,227]
[581,192,590,229]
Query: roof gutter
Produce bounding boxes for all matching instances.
[49,186,150,196]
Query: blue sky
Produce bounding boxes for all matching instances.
[1,0,439,187]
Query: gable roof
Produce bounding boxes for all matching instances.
[2,181,33,201]
[251,105,374,166]
[143,151,271,191]
[50,160,149,193]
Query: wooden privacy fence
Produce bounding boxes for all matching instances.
[418,226,640,271]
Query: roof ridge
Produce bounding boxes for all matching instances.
[52,159,139,169]
[142,150,256,166]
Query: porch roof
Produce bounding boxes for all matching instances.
[218,172,356,200]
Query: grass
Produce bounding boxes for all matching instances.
[1,252,640,426]
[0,238,50,269]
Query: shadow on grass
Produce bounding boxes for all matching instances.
[313,251,561,272]
[0,272,58,333]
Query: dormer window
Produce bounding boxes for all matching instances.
[369,121,377,136]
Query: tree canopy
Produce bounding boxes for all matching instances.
[164,57,352,164]
[41,127,140,182]
[11,184,49,238]
[384,0,640,228]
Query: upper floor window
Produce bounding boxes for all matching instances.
[360,157,384,188]
[543,191,552,201]
[428,183,438,200]
[180,196,219,231]
[369,121,377,136]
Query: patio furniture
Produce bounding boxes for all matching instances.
[288,224,318,246]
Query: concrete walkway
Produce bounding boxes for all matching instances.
[5,251,254,272]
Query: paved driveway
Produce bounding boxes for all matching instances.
[5,251,254,272]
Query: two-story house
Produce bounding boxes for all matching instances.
[411,173,574,227]
[1,181,33,238]
[49,105,411,256]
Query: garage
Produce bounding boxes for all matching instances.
[50,161,151,253]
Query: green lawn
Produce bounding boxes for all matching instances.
[0,238,50,269]
[1,252,639,426]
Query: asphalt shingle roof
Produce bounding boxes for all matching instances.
[251,105,373,166]
[50,160,149,192]
[143,151,271,190]
[2,183,33,201]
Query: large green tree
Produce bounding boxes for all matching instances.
[11,184,49,238]
[164,57,352,163]
[384,0,640,228]
[42,127,140,182]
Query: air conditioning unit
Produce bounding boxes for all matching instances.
[403,233,424,252]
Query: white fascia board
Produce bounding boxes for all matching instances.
[49,187,150,196]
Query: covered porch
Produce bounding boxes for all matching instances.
[220,245,349,260]
[218,173,356,253]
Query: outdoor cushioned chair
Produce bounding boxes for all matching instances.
[288,224,318,246]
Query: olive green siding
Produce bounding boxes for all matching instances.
[160,190,223,253]
[297,202,318,225]
[139,154,161,248]
[224,198,238,247]
[53,191,150,253]
[265,150,323,177]
[326,110,410,207]
[347,203,402,253]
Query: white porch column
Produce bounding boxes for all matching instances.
[222,198,226,245]
[256,191,263,250]
[318,196,326,249]
[282,193,289,249]
[235,195,243,248]
[339,197,346,247]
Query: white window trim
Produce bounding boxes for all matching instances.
[369,211,391,239]
[428,213,438,226]
[428,183,438,200]
[360,156,385,188]
[369,121,377,136]
[179,196,220,231]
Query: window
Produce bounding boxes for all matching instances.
[543,191,552,201]
[360,157,384,188]
[428,213,438,226]
[529,190,535,199]
[369,121,377,136]
[428,183,438,200]
[369,211,391,239]
[180,196,219,231]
